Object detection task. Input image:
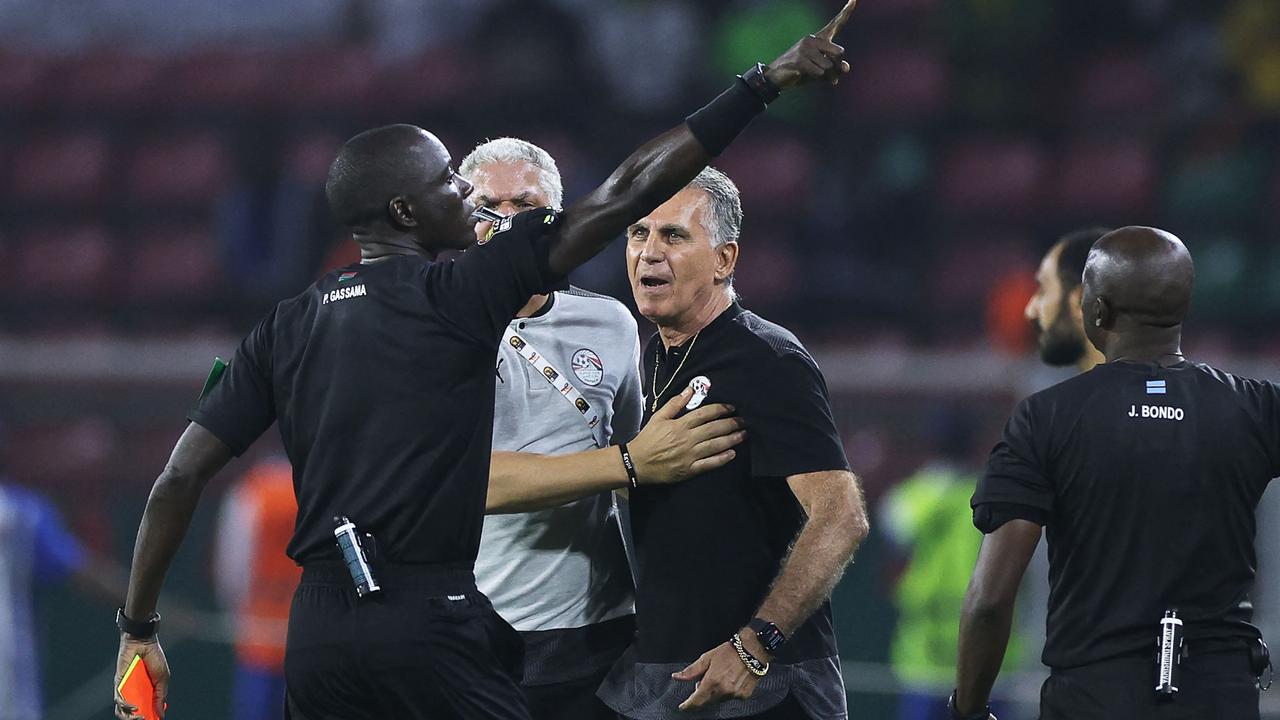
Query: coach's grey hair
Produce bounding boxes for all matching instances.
[686,167,742,295]
[459,137,564,211]
[686,167,743,249]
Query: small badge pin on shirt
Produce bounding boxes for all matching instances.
[686,376,711,411]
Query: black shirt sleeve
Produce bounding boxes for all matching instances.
[972,397,1053,532]
[429,208,566,346]
[1255,379,1280,478]
[747,351,850,479]
[187,309,277,456]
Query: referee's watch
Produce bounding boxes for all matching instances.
[116,606,160,639]
[748,617,787,654]
[738,63,782,105]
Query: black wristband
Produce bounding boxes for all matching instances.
[117,606,160,639]
[618,443,639,488]
[685,76,768,157]
[947,691,991,720]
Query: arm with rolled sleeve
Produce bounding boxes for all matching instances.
[674,351,869,711]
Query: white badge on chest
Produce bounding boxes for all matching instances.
[686,375,712,411]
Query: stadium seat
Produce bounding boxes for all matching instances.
[378,48,471,109]
[283,132,343,185]
[843,45,948,122]
[162,50,281,111]
[277,46,377,112]
[53,52,164,114]
[1051,139,1154,218]
[936,138,1048,218]
[731,232,798,303]
[9,133,113,206]
[126,132,232,207]
[716,135,815,215]
[0,51,53,112]
[8,419,118,490]
[9,224,115,301]
[123,226,223,300]
[1069,51,1159,125]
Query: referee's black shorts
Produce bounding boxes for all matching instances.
[1040,648,1259,720]
[283,561,530,720]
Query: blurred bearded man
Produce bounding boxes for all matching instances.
[1025,228,1112,372]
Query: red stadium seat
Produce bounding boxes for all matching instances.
[283,132,343,185]
[8,419,118,491]
[1051,139,1155,217]
[277,47,377,112]
[126,132,232,207]
[9,133,112,206]
[843,45,948,121]
[124,226,223,300]
[0,51,53,112]
[378,48,471,109]
[162,50,281,111]
[53,52,165,114]
[937,138,1049,217]
[716,135,815,214]
[731,233,799,303]
[1069,51,1160,125]
[9,224,116,300]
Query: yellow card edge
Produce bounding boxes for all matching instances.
[117,654,143,694]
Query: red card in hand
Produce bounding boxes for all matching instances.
[118,654,165,719]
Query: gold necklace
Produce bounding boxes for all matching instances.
[650,331,700,412]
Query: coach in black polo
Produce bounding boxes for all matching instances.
[953,227,1275,720]
[598,166,869,720]
[110,22,855,720]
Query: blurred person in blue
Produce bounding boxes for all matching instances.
[112,11,854,719]
[462,137,743,720]
[0,435,126,718]
[954,227,1275,720]
[882,408,1018,720]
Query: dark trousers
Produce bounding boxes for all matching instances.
[620,693,813,720]
[283,562,530,720]
[524,663,616,720]
[1040,651,1259,720]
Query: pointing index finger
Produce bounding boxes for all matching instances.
[816,0,858,42]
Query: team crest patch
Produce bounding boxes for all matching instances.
[571,349,604,386]
[686,375,711,411]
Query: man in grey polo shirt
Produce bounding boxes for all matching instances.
[462,138,746,720]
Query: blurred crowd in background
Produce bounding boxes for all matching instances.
[3,0,1279,718]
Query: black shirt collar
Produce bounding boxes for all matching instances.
[655,302,743,362]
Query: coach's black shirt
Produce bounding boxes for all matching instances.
[190,209,561,565]
[974,360,1278,669]
[630,303,849,663]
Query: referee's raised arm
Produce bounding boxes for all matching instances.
[546,0,858,277]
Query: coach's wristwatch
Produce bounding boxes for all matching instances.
[116,606,161,639]
[748,617,787,654]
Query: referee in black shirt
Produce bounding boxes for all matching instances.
[952,227,1274,720]
[110,13,857,720]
